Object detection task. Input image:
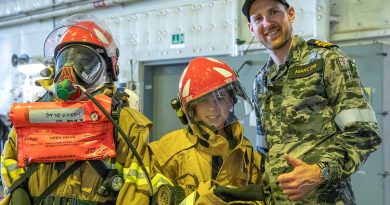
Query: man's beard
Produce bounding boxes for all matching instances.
[262,27,293,50]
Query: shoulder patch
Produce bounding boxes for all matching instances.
[307,39,338,48]
[336,56,358,82]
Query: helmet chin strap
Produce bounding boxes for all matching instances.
[190,121,219,141]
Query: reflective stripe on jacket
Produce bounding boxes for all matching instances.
[1,105,152,205]
[149,122,262,204]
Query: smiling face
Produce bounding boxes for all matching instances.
[192,88,233,130]
[248,0,295,51]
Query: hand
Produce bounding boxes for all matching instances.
[277,154,324,201]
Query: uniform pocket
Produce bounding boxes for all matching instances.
[283,71,329,136]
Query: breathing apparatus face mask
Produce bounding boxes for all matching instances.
[53,45,109,100]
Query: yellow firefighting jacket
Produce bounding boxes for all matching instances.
[149,122,263,205]
[0,94,152,205]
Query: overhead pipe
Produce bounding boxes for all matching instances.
[0,0,86,20]
[314,0,331,41]
[231,0,239,56]
[0,0,138,29]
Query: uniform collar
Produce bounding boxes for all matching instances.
[266,35,306,69]
[285,35,306,65]
[193,122,248,156]
[264,36,306,83]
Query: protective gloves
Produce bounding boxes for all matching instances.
[214,184,264,202]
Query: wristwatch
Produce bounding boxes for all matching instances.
[317,162,331,183]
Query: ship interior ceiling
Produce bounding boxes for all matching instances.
[0,0,389,204]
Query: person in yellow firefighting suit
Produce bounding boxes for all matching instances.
[149,57,264,205]
[0,14,151,205]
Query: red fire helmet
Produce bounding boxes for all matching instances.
[179,57,239,111]
[44,14,119,81]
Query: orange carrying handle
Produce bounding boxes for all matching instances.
[10,94,116,168]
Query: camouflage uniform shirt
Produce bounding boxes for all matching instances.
[252,36,382,205]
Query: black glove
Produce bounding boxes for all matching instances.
[214,184,264,202]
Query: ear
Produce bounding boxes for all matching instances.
[248,22,256,37]
[287,6,296,23]
[188,106,196,119]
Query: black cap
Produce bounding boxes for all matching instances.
[242,0,290,21]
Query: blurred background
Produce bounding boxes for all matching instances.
[0,0,388,204]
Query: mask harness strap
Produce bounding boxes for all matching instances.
[7,87,133,204]
[33,161,84,205]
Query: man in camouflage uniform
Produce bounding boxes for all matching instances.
[242,0,382,204]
